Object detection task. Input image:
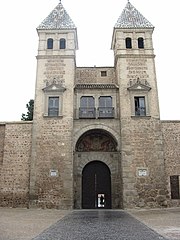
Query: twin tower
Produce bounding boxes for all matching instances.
[1,1,179,209]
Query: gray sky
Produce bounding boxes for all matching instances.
[0,0,179,121]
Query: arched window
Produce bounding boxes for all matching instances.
[126,37,132,49]
[138,37,144,49]
[47,38,53,49]
[60,38,66,49]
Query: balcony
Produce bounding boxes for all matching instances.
[79,108,96,119]
[135,107,146,116]
[98,107,114,118]
[48,107,59,116]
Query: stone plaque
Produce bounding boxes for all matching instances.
[138,169,147,177]
[50,170,58,177]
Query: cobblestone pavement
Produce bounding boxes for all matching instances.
[33,210,168,240]
[0,208,179,240]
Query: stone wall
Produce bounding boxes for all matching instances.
[76,67,115,84]
[0,122,32,207]
[161,121,180,207]
[121,117,167,208]
[0,124,5,165]
[29,118,74,209]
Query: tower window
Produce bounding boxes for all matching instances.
[138,37,144,49]
[47,38,53,49]
[48,97,59,116]
[126,38,132,49]
[134,97,146,116]
[60,38,66,49]
[170,175,180,199]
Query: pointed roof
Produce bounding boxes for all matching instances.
[115,1,154,29]
[37,1,76,30]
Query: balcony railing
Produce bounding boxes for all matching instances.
[135,107,146,116]
[48,107,59,116]
[98,107,114,118]
[79,108,96,119]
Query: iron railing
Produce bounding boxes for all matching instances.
[48,107,59,116]
[135,107,146,116]
[79,108,96,119]
[79,107,115,119]
[98,107,114,118]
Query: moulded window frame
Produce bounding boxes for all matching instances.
[48,96,59,117]
[44,92,63,117]
[75,93,117,119]
[134,96,146,116]
[129,92,150,117]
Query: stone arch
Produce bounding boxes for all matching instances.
[73,124,120,151]
[76,129,117,152]
[73,125,122,209]
[77,152,116,176]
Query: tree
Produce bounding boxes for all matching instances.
[21,99,34,121]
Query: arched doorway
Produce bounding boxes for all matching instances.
[82,161,111,209]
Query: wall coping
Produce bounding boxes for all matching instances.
[0,121,33,125]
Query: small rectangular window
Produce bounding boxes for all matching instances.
[134,97,146,116]
[170,175,180,199]
[48,97,59,116]
[101,71,107,77]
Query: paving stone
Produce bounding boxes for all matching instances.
[33,210,168,240]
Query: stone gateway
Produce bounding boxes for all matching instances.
[0,1,180,209]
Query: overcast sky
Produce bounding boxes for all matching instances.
[0,0,179,121]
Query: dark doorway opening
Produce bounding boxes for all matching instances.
[82,161,111,209]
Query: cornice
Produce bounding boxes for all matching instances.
[36,55,76,60]
[74,84,119,90]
